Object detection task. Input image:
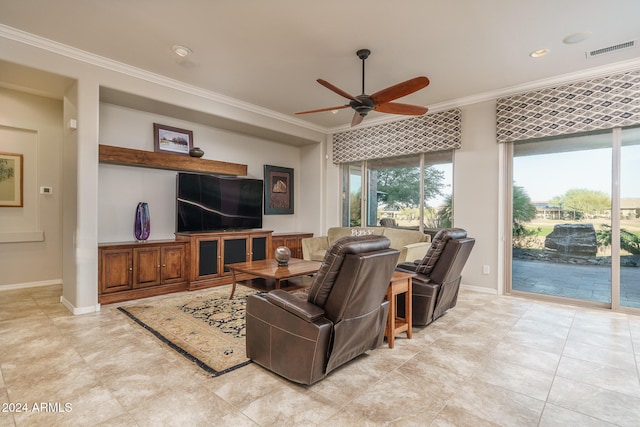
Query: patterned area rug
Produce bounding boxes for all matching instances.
[118,286,257,377]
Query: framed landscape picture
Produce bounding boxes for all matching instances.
[153,123,193,155]
[264,165,293,214]
[0,152,23,207]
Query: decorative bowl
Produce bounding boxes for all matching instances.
[189,147,205,158]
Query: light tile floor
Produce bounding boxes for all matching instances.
[1,284,640,426]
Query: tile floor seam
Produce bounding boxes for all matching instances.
[545,375,640,426]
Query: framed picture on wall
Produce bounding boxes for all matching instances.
[264,165,293,215]
[0,152,23,207]
[153,123,193,155]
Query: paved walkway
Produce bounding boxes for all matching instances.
[512,259,640,308]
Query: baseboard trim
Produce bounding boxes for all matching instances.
[460,284,498,295]
[60,295,101,315]
[0,279,61,291]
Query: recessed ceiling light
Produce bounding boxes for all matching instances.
[171,45,192,57]
[530,48,550,58]
[563,31,592,44]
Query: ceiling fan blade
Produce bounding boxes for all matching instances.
[295,105,350,115]
[370,76,430,104]
[374,102,428,116]
[351,112,364,126]
[317,79,363,104]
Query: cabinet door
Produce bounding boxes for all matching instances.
[271,236,285,253]
[283,237,301,258]
[100,248,133,293]
[223,237,248,273]
[197,237,221,279]
[133,247,161,288]
[251,235,268,261]
[161,244,187,284]
[270,234,312,259]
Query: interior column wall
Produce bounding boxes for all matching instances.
[62,83,79,310]
[64,78,100,313]
[454,101,501,292]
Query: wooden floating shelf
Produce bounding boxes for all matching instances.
[99,145,247,176]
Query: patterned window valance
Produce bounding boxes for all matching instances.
[497,69,640,143]
[332,109,461,164]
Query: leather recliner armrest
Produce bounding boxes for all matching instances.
[265,290,325,322]
[396,261,419,273]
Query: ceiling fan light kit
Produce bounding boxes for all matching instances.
[295,49,430,126]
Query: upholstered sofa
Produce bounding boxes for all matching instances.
[302,226,431,264]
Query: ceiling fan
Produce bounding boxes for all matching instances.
[295,49,430,126]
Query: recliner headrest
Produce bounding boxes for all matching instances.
[416,228,467,275]
[307,235,391,307]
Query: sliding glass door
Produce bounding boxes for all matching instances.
[620,128,640,308]
[510,126,640,310]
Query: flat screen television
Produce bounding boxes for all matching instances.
[176,172,263,232]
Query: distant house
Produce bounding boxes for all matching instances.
[621,198,640,219]
[533,199,640,220]
[533,202,563,220]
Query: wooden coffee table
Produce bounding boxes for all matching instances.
[226,258,322,299]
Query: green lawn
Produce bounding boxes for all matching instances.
[524,225,553,237]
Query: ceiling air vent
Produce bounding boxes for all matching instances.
[586,40,636,58]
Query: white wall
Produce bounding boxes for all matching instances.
[454,101,501,292]
[298,141,325,238]
[98,103,310,243]
[0,88,63,287]
[1,32,324,312]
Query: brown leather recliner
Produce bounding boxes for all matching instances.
[245,235,400,385]
[395,228,475,326]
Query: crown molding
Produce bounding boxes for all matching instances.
[0,24,327,134]
[3,24,639,137]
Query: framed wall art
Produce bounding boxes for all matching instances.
[153,123,193,155]
[0,152,23,207]
[264,165,293,215]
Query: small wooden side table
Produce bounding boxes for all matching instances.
[385,271,414,348]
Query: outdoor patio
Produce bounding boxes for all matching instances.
[512,259,640,309]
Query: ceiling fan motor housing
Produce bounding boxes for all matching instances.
[351,96,374,116]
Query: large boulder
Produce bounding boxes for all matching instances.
[544,224,597,257]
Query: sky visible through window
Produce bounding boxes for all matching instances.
[514,145,640,202]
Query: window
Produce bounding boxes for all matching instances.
[341,151,453,230]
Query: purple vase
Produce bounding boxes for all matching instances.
[134,202,150,241]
